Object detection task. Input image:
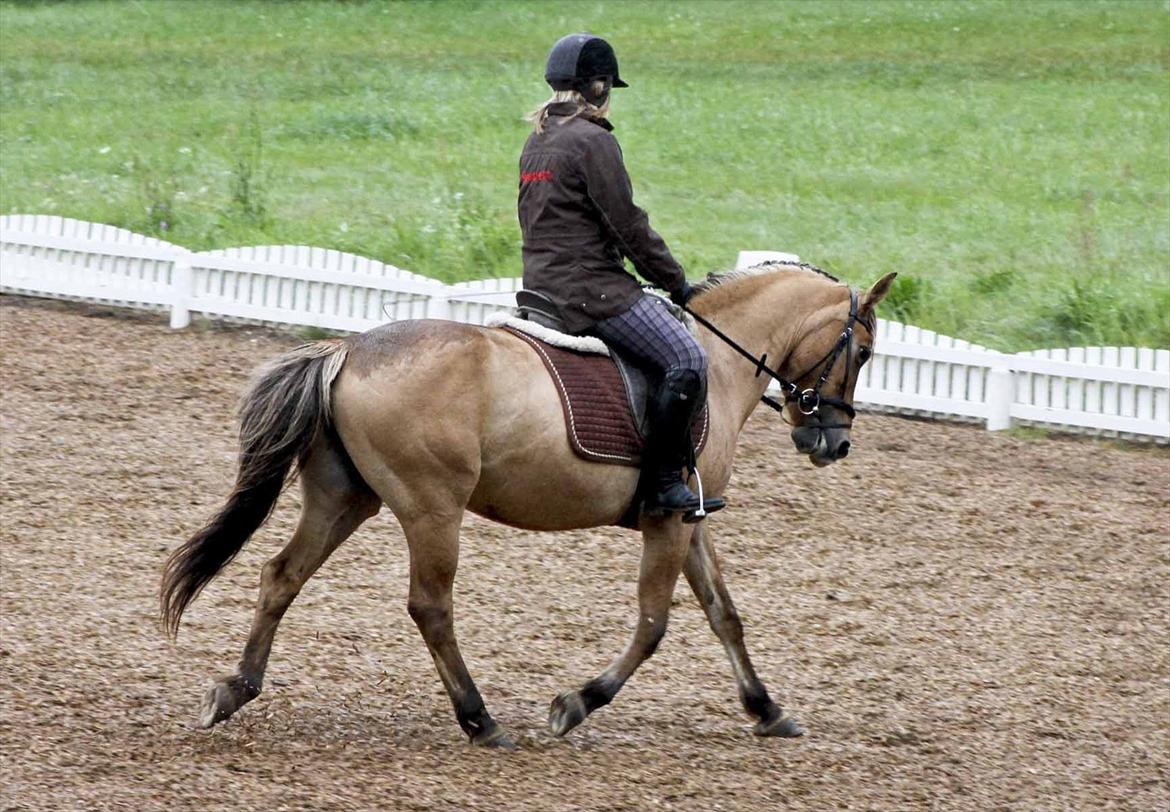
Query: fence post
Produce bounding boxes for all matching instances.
[986,365,1013,431]
[426,288,452,321]
[169,254,193,329]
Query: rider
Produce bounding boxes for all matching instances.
[518,33,722,518]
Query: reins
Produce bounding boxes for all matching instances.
[682,288,871,427]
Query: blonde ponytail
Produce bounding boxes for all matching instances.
[526,81,612,134]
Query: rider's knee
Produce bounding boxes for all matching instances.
[667,343,708,380]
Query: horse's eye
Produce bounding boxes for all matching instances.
[858,347,872,366]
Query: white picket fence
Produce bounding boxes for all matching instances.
[854,321,1169,438]
[0,215,524,330]
[2,215,1167,441]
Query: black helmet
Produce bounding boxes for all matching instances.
[544,33,629,91]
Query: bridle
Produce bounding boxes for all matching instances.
[682,289,873,429]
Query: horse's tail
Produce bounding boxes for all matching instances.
[160,339,350,639]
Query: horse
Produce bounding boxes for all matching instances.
[160,261,895,749]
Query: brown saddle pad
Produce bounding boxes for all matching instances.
[505,326,708,467]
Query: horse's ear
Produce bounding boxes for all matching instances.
[861,272,897,314]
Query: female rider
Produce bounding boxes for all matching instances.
[517,33,723,519]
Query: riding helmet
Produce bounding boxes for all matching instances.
[544,33,629,91]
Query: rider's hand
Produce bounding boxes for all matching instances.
[670,283,694,308]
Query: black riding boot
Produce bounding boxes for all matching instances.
[642,370,725,519]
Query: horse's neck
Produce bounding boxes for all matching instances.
[696,274,834,429]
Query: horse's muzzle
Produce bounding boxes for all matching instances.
[791,425,851,467]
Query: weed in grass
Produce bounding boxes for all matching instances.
[970,267,1018,296]
[224,111,269,229]
[1148,289,1170,348]
[1109,287,1169,350]
[1074,189,1099,271]
[130,156,180,237]
[1036,278,1108,346]
[880,275,932,325]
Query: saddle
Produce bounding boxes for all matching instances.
[493,290,708,469]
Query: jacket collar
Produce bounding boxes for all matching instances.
[546,102,614,131]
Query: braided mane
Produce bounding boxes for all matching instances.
[690,260,841,298]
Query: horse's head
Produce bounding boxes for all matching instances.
[784,273,896,467]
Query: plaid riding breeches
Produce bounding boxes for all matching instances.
[588,294,708,378]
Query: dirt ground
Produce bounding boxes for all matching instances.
[1,296,1167,812]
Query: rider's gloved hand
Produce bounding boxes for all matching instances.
[670,283,694,307]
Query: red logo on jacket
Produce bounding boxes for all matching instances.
[521,169,553,183]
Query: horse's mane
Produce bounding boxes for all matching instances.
[690,260,841,299]
[689,260,879,337]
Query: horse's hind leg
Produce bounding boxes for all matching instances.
[400,510,513,749]
[549,519,692,737]
[683,522,803,737]
[199,433,380,728]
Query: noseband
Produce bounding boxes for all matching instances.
[682,289,872,428]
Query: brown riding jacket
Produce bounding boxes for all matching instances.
[518,103,687,333]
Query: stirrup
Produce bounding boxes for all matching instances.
[642,467,726,521]
[682,465,725,523]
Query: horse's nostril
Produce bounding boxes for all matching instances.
[835,441,851,459]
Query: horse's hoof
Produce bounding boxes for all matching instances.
[471,726,517,750]
[197,674,259,729]
[548,691,588,737]
[754,715,805,738]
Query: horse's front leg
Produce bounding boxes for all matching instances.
[549,518,691,737]
[683,522,804,737]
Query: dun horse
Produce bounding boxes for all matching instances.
[161,262,895,748]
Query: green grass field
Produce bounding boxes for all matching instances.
[1,0,1167,350]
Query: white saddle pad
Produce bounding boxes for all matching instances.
[485,312,609,356]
